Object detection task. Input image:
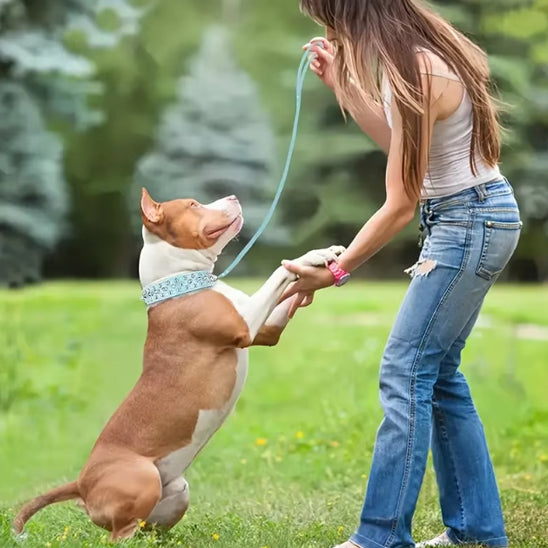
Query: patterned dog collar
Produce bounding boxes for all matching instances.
[142,271,218,307]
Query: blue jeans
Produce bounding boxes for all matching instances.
[351,180,521,548]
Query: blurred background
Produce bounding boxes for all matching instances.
[1,3,548,545]
[0,0,547,287]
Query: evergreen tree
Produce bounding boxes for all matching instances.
[0,83,66,285]
[132,25,288,264]
[0,0,141,287]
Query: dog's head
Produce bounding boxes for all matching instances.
[139,189,244,285]
[141,188,243,255]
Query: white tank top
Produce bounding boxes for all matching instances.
[382,57,501,199]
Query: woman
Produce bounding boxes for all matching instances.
[280,1,521,547]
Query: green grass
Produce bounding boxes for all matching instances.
[0,281,547,548]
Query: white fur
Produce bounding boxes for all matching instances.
[139,230,217,287]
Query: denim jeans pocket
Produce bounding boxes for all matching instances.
[476,219,522,281]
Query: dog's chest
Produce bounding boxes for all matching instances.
[154,281,251,483]
[156,348,248,483]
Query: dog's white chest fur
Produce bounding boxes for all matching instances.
[156,348,248,483]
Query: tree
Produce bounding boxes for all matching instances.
[0,83,66,285]
[131,25,288,271]
[0,0,142,287]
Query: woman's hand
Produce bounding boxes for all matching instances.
[285,290,315,319]
[279,261,335,317]
[303,37,336,90]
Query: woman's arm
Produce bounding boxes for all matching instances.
[337,98,424,272]
[337,58,450,271]
[345,94,392,154]
[307,37,391,152]
[280,71,440,311]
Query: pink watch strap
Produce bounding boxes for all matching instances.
[326,261,350,286]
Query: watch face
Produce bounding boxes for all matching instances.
[336,273,351,287]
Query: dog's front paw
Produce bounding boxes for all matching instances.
[295,245,346,268]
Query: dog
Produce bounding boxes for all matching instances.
[13,189,344,541]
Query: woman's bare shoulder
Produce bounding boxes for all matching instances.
[416,48,460,82]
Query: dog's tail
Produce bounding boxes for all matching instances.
[13,481,80,534]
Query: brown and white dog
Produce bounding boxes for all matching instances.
[13,189,344,541]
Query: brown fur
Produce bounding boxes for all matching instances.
[252,325,285,347]
[13,482,80,534]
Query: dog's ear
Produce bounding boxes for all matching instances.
[141,188,164,224]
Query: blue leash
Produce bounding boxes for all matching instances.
[218,43,320,279]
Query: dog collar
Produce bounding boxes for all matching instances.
[142,271,218,307]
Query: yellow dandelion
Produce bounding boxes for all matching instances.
[338,525,344,535]
[213,532,220,540]
[524,473,532,481]
[330,441,340,448]
[241,458,247,464]
[540,454,548,462]
[361,474,368,479]
[255,438,268,446]
[139,520,146,528]
[296,431,304,439]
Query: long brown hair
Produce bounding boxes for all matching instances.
[300,0,501,198]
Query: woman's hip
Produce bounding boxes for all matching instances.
[417,178,522,280]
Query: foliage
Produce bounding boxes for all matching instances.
[0,281,547,545]
[0,82,67,286]
[31,0,548,280]
[0,0,142,287]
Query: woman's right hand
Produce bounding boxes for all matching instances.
[303,37,336,90]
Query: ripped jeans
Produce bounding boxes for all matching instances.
[351,180,521,548]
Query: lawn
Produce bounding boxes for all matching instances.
[0,281,547,548]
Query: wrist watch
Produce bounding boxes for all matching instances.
[326,260,352,287]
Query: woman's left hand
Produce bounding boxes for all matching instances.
[279,260,334,317]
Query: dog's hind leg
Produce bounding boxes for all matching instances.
[84,460,161,541]
[146,476,189,529]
